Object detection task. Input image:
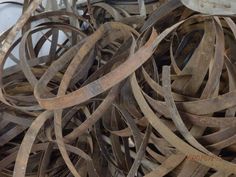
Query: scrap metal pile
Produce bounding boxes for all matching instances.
[1,0,236,176]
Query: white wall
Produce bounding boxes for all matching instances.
[0,0,66,68]
[0,1,22,67]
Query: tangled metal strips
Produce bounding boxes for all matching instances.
[1,0,236,176]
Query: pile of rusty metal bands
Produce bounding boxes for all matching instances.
[1,0,236,176]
